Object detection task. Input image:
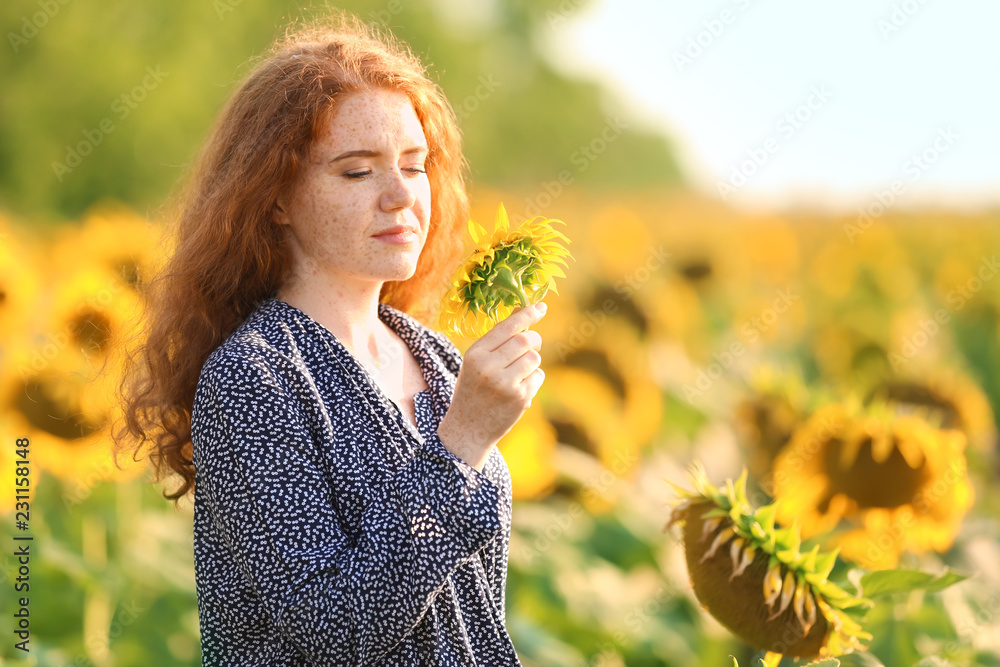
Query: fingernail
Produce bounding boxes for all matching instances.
[535,302,547,314]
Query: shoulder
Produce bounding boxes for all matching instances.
[195,302,302,404]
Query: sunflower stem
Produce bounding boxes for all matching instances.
[491,264,531,308]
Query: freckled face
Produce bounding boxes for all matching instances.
[275,89,431,288]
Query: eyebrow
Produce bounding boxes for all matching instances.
[329,146,428,164]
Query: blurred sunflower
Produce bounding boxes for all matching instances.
[439,203,571,339]
[49,204,169,293]
[733,366,813,489]
[42,263,143,421]
[851,225,919,304]
[539,318,661,511]
[639,273,703,348]
[809,315,891,382]
[0,214,44,384]
[2,345,145,495]
[497,404,559,501]
[4,253,147,493]
[809,236,858,300]
[582,202,653,278]
[771,403,974,569]
[668,464,872,661]
[733,216,801,286]
[864,370,996,455]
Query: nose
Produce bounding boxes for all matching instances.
[380,167,416,212]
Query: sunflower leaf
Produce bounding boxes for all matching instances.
[858,568,969,598]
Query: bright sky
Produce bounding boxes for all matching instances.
[543,0,1000,212]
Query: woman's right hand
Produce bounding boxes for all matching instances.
[436,302,547,472]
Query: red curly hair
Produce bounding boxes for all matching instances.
[113,11,470,504]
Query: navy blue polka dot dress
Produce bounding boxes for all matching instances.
[190,296,522,666]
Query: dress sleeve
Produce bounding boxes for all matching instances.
[191,353,509,665]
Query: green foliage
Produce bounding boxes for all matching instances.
[0,474,198,666]
[0,0,683,223]
[859,569,968,598]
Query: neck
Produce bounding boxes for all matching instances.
[275,270,392,363]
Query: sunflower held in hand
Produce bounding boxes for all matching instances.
[439,203,572,338]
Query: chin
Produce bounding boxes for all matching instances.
[379,262,419,283]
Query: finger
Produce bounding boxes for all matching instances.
[494,329,542,369]
[503,347,542,384]
[481,302,547,351]
[520,367,545,404]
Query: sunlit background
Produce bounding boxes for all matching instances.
[2,0,999,665]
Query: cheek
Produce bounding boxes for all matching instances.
[288,181,355,244]
[416,178,433,218]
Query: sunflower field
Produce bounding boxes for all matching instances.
[4,0,1000,663]
[2,189,999,666]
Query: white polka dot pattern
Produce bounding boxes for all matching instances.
[190,296,522,665]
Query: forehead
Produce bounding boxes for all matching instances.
[312,89,426,154]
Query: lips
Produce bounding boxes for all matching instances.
[373,225,419,237]
[372,225,420,244]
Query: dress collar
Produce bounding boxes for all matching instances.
[259,296,455,407]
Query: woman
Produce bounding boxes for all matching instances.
[114,13,545,665]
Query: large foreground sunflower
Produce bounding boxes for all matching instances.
[771,403,974,569]
[668,464,872,662]
[439,203,571,339]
